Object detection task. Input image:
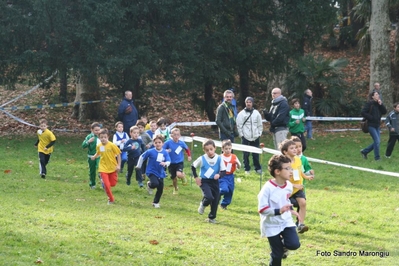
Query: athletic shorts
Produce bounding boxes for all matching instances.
[168,162,184,179]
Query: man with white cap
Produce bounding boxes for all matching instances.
[236,96,263,174]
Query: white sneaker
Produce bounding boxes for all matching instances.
[173,187,179,195]
[198,202,205,215]
[245,171,250,175]
[256,169,262,174]
[206,218,217,224]
[152,203,160,208]
[146,181,153,195]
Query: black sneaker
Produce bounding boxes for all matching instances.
[220,205,227,210]
[297,224,309,234]
[282,247,289,259]
[360,150,367,159]
[41,174,46,179]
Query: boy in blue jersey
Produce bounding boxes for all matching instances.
[163,128,192,194]
[123,126,145,187]
[191,139,226,223]
[112,121,129,173]
[136,134,171,208]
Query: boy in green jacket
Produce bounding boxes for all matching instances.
[82,122,101,189]
[288,98,307,152]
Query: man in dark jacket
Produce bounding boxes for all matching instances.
[385,102,399,158]
[118,91,138,134]
[263,88,290,150]
[303,89,314,140]
[216,90,238,143]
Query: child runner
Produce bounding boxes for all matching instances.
[258,154,301,266]
[112,121,129,173]
[140,115,151,130]
[163,128,192,194]
[280,139,313,234]
[82,122,101,189]
[136,134,171,208]
[136,119,153,181]
[191,139,226,223]
[219,139,241,209]
[123,126,145,187]
[146,120,157,140]
[385,102,399,158]
[91,129,121,204]
[154,117,171,141]
[34,119,56,179]
[288,98,307,152]
[290,136,315,224]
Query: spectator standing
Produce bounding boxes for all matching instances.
[117,90,138,134]
[216,90,238,143]
[222,88,238,117]
[236,96,263,174]
[360,91,387,161]
[372,82,382,101]
[384,102,399,158]
[302,89,314,140]
[263,88,290,150]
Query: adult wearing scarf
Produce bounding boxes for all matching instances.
[216,90,238,143]
[263,88,290,150]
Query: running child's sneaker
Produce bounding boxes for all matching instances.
[205,218,216,224]
[297,224,309,234]
[152,203,160,208]
[198,202,205,215]
[146,181,153,195]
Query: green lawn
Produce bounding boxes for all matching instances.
[0,130,398,265]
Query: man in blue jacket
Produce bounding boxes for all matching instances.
[263,88,290,150]
[118,91,138,134]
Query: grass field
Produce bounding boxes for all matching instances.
[1,130,398,265]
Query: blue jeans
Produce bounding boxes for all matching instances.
[305,120,313,139]
[362,126,381,160]
[220,132,235,143]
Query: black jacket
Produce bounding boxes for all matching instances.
[361,100,387,128]
[303,94,313,116]
[263,96,290,133]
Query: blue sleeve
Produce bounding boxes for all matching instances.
[117,101,127,121]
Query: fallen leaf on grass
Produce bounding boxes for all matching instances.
[154,216,163,219]
[331,213,339,218]
[149,240,159,245]
[75,198,86,201]
[35,258,43,264]
[349,220,357,224]
[39,199,45,202]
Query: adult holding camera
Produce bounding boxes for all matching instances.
[263,88,290,150]
[117,90,138,134]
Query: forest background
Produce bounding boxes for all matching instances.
[1,0,399,134]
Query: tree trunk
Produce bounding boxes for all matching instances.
[121,66,142,116]
[370,0,392,107]
[238,66,249,110]
[204,82,217,130]
[59,68,68,103]
[71,71,106,121]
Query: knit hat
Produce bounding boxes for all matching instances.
[245,97,254,103]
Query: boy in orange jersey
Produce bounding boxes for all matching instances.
[91,129,121,204]
[219,140,241,209]
[279,139,313,234]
